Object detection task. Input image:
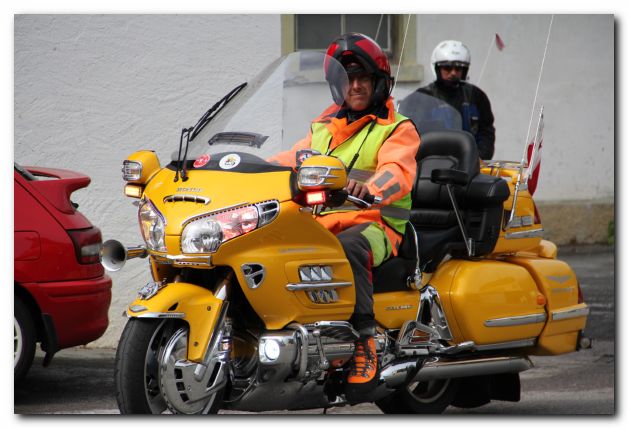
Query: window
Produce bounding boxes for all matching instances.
[295,15,391,52]
[282,14,422,83]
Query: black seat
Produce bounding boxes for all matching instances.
[373,130,509,292]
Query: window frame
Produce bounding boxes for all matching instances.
[281,14,422,83]
[294,14,393,53]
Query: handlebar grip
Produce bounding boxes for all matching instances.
[346,193,382,209]
[362,194,383,205]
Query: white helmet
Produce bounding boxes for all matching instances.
[431,40,471,80]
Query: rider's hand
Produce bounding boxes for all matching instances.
[345,179,371,201]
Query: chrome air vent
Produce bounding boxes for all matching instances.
[307,289,339,304]
[299,265,333,282]
[257,200,279,226]
[163,195,211,205]
[241,264,266,289]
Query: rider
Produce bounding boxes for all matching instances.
[269,33,420,401]
[416,40,495,159]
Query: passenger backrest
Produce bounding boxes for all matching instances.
[409,130,509,272]
[411,131,480,228]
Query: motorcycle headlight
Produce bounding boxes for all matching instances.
[181,205,260,254]
[138,199,167,252]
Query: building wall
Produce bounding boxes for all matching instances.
[14,14,281,347]
[14,14,614,347]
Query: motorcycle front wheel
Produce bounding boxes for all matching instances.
[375,378,459,414]
[114,318,223,414]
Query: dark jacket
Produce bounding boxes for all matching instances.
[417,81,495,159]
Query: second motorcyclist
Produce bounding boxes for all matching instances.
[416,40,495,160]
[269,32,420,401]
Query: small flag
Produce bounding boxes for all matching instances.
[525,112,544,195]
[495,33,505,51]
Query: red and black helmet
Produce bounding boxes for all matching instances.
[324,32,393,106]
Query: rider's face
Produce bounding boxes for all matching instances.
[344,73,374,111]
[439,64,465,82]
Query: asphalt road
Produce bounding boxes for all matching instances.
[14,245,615,415]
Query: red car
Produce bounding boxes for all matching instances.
[14,163,112,382]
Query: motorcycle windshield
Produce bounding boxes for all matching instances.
[397,91,462,134]
[173,51,349,165]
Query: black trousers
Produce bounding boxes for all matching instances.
[336,223,377,336]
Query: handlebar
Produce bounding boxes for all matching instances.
[346,193,382,209]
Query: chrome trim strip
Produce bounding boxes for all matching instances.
[552,306,590,321]
[508,215,534,229]
[474,338,536,351]
[163,194,211,205]
[134,312,185,319]
[180,202,251,227]
[152,254,212,266]
[485,313,547,327]
[286,281,352,291]
[505,228,544,239]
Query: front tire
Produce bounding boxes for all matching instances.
[114,318,224,414]
[14,296,36,383]
[376,378,459,414]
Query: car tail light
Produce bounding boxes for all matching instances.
[68,227,103,264]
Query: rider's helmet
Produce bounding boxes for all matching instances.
[323,32,392,106]
[431,40,471,82]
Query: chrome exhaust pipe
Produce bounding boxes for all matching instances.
[100,239,147,272]
[413,356,533,382]
[380,360,419,388]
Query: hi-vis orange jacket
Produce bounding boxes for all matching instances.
[270,98,420,255]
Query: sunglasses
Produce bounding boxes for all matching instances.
[440,64,467,72]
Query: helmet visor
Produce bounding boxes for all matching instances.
[324,54,350,104]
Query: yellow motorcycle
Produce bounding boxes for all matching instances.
[102,51,590,414]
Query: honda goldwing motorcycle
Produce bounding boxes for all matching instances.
[102,51,591,414]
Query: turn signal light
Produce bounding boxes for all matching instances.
[305,191,326,205]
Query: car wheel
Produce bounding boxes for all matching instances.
[14,296,36,383]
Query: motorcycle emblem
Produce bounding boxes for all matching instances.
[219,153,241,170]
[193,154,211,168]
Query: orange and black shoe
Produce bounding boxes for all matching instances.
[345,336,379,403]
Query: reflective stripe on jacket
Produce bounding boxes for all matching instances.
[310,113,413,235]
[269,98,420,255]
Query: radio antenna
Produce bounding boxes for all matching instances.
[506,14,554,230]
[391,14,413,99]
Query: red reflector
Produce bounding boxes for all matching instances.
[533,202,542,224]
[68,227,103,264]
[577,282,585,304]
[306,191,326,205]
